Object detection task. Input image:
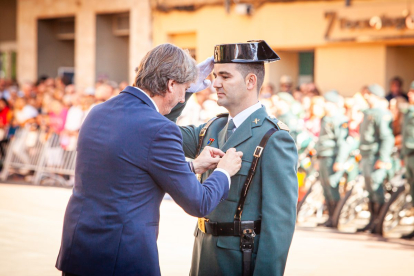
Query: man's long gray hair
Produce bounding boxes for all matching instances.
[134,44,197,97]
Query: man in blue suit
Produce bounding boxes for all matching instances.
[56,44,243,276]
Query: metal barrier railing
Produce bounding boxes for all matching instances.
[0,128,76,187]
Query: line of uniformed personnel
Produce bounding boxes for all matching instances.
[260,80,414,237]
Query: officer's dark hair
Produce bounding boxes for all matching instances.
[235,63,265,94]
[134,43,197,97]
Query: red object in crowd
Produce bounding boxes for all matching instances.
[0,106,10,126]
[49,108,68,134]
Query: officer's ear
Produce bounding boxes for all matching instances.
[245,73,257,92]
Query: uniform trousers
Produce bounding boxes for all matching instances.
[405,155,414,201]
[361,155,387,204]
[319,157,342,202]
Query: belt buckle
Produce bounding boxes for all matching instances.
[198,217,209,233]
[253,146,263,157]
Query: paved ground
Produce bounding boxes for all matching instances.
[0,183,413,276]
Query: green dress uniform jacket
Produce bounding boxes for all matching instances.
[359,108,395,204]
[402,106,414,157]
[169,106,298,276]
[316,115,350,163]
[316,115,350,202]
[402,106,414,200]
[359,108,394,163]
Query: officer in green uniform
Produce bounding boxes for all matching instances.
[316,90,350,227]
[357,84,395,233]
[275,92,300,141]
[402,81,414,239]
[167,41,298,276]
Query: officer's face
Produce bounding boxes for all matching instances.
[212,63,249,109]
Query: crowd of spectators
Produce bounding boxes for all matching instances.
[0,73,410,168]
[0,76,128,162]
[177,75,411,150]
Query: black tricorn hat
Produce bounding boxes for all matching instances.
[214,40,280,63]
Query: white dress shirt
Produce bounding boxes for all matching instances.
[228,101,262,131]
[135,86,160,112]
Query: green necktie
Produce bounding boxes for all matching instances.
[225,119,236,142]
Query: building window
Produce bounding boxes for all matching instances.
[299,51,314,84]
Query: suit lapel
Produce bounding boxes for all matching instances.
[221,107,267,152]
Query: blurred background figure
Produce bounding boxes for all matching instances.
[177,75,226,126]
[316,90,350,228]
[389,96,408,146]
[386,76,408,102]
[94,83,113,104]
[344,97,364,138]
[401,81,414,240]
[358,84,394,234]
[259,83,275,100]
[279,75,293,94]
[274,92,301,141]
[304,96,324,137]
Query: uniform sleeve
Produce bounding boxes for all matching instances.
[253,130,298,276]
[148,122,229,217]
[377,112,395,163]
[164,92,206,159]
[335,119,350,164]
[178,124,206,159]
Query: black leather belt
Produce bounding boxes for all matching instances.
[198,219,261,236]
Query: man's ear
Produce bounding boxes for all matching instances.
[246,73,257,91]
[167,79,175,94]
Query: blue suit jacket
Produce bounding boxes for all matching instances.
[56,86,229,276]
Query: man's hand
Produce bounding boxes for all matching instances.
[193,146,225,174]
[217,148,243,177]
[187,56,214,93]
[333,162,343,172]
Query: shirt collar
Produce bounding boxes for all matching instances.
[228,102,262,128]
[133,86,160,113]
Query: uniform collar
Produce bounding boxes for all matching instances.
[120,86,159,112]
[218,106,267,150]
[228,102,262,128]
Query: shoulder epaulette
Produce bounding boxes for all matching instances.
[277,121,290,131]
[216,113,229,118]
[265,116,290,132]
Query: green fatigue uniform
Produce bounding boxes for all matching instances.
[316,114,350,203]
[277,111,299,142]
[402,105,414,202]
[359,108,395,204]
[344,136,361,183]
[167,107,298,276]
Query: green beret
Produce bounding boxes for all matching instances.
[368,84,385,98]
[277,92,295,104]
[323,90,340,103]
[410,80,414,90]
